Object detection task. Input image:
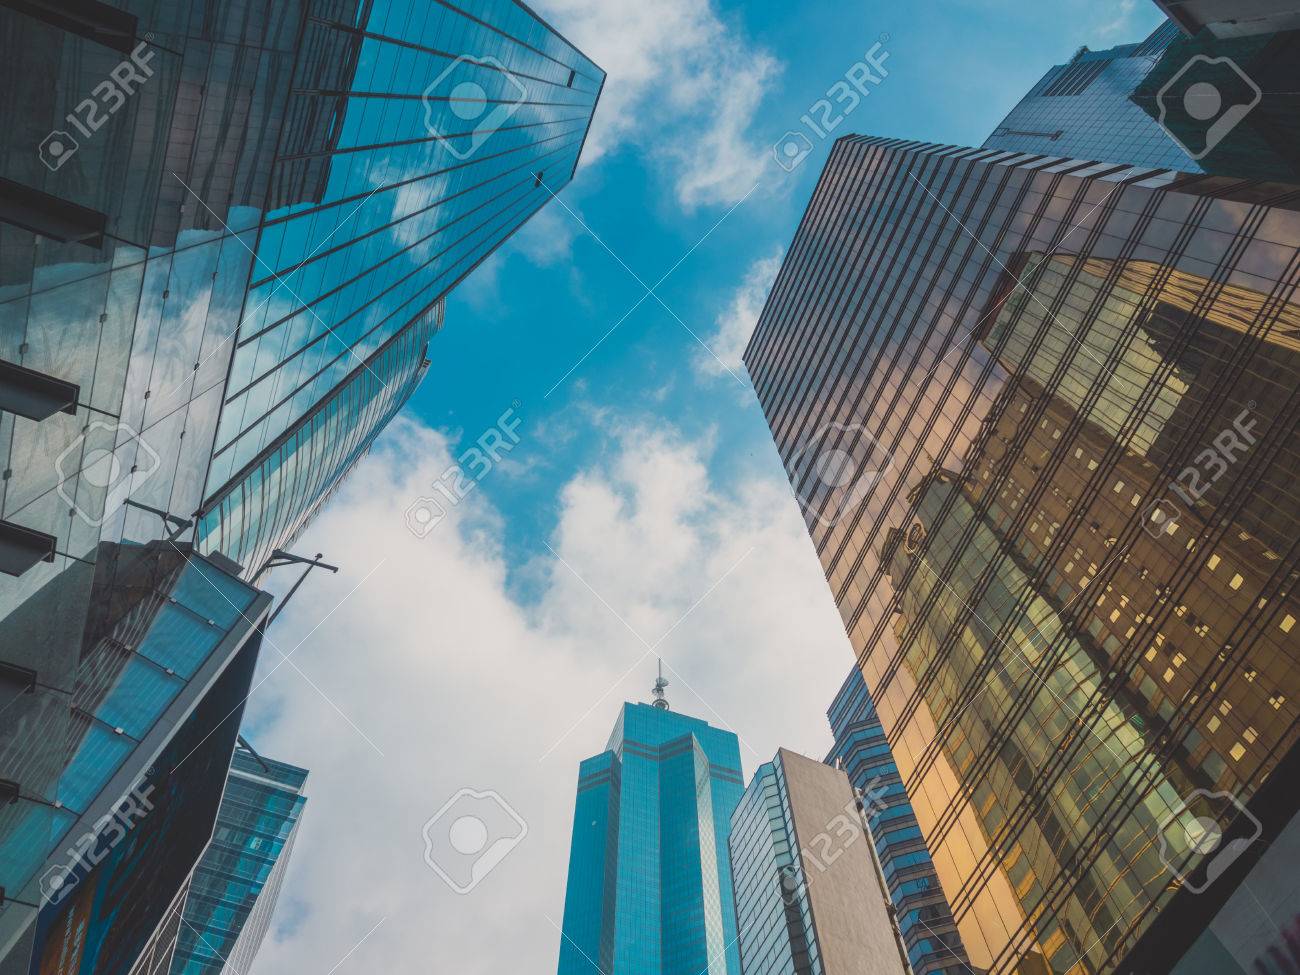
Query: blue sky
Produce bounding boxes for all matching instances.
[416,0,1164,586]
[244,2,1167,971]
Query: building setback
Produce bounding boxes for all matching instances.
[557,692,746,975]
[0,0,602,969]
[744,133,1300,974]
[983,17,1300,181]
[728,747,909,975]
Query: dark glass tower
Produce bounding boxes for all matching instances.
[166,743,308,975]
[0,0,602,970]
[826,669,970,975]
[744,134,1300,974]
[558,691,746,975]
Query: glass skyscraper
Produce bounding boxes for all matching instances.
[744,131,1300,973]
[557,697,746,975]
[983,18,1299,180]
[728,747,908,975]
[0,0,601,970]
[826,669,970,975]
[166,743,308,975]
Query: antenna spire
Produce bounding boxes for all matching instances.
[652,659,670,710]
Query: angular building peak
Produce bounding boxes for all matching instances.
[560,701,746,975]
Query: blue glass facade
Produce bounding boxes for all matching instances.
[195,299,442,571]
[26,616,264,975]
[826,670,969,975]
[168,744,308,975]
[0,0,600,970]
[728,761,820,975]
[206,0,606,498]
[558,703,745,975]
[0,545,270,951]
[984,19,1300,180]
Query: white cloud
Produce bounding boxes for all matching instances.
[516,206,581,268]
[537,0,781,208]
[698,246,784,380]
[1094,0,1139,38]
[244,413,853,973]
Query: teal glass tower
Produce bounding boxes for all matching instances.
[168,742,308,975]
[558,675,745,975]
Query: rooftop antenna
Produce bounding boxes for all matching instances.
[652,659,670,710]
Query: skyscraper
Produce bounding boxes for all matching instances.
[744,132,1300,973]
[728,747,909,975]
[0,0,602,969]
[166,742,308,975]
[983,17,1299,180]
[557,677,746,975]
[826,669,970,975]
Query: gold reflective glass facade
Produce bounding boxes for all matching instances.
[745,137,1300,975]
